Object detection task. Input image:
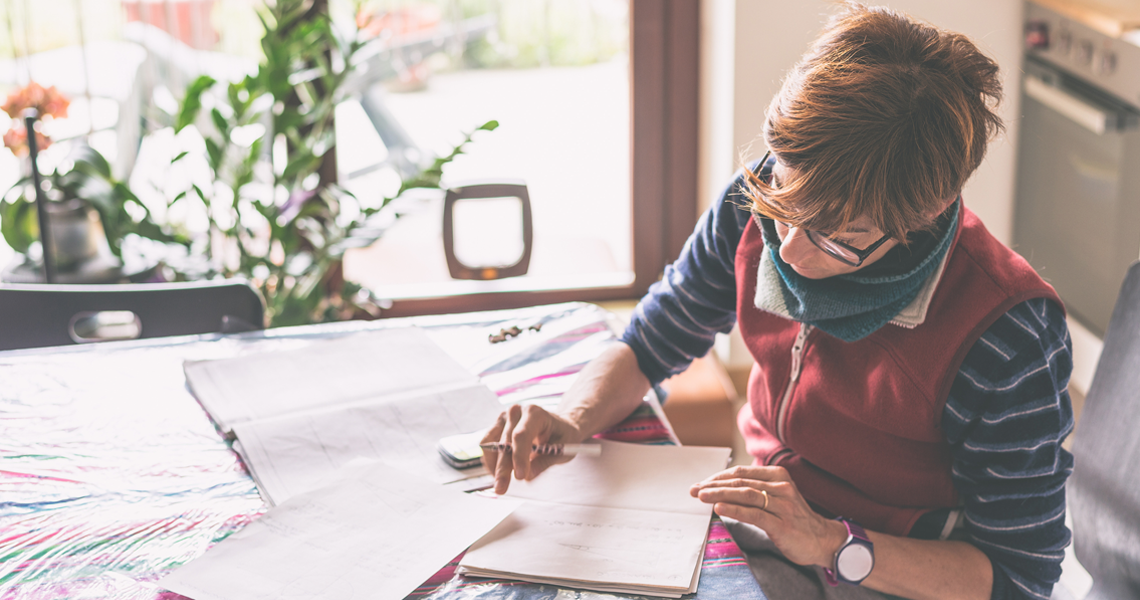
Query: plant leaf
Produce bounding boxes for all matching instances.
[169,189,189,207]
[210,108,229,136]
[205,138,224,171]
[0,195,39,254]
[176,75,217,132]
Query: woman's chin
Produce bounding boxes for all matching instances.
[790,264,835,279]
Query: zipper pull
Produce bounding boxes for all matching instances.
[788,325,811,383]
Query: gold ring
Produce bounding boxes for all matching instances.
[761,489,769,511]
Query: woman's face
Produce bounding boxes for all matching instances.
[769,162,900,280]
[772,219,898,279]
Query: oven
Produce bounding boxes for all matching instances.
[1014,0,1140,336]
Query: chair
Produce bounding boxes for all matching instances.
[1061,261,1140,599]
[0,280,265,352]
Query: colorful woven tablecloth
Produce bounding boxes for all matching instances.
[0,302,765,600]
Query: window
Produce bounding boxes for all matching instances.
[339,0,699,317]
[0,0,697,315]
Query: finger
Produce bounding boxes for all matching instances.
[493,405,523,494]
[480,412,508,474]
[692,477,773,492]
[510,404,553,481]
[695,484,779,515]
[712,501,778,529]
[693,465,789,487]
[690,476,775,498]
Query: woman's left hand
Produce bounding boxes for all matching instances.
[690,465,846,568]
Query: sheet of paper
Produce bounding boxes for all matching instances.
[462,520,706,598]
[459,440,731,596]
[233,383,503,505]
[504,439,729,513]
[461,501,709,596]
[159,460,521,600]
[184,327,478,431]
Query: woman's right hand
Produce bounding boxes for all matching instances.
[481,404,584,495]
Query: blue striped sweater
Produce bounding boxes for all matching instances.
[620,173,1074,600]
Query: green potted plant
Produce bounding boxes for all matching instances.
[165,0,495,326]
[1,83,189,282]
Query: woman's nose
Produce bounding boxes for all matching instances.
[779,226,816,264]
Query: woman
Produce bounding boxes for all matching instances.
[483,5,1073,600]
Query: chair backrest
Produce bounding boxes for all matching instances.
[1068,261,1140,600]
[0,280,265,352]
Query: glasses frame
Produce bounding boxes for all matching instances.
[755,150,892,268]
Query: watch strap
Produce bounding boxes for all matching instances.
[825,517,874,586]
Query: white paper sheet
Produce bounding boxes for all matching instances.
[233,383,504,505]
[159,460,521,600]
[184,327,478,432]
[503,440,729,513]
[459,440,731,597]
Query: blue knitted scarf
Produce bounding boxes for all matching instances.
[754,203,959,342]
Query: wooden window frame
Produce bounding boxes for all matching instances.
[379,0,700,318]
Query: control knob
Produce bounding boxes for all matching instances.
[1025,20,1049,49]
[1094,50,1117,75]
[1074,39,1094,66]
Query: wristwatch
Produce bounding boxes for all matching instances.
[825,518,875,586]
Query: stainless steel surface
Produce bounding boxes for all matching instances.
[1014,1,1140,336]
[1025,1,1140,109]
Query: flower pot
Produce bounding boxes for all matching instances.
[47,200,112,271]
[1,199,124,284]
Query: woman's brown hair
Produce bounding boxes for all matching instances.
[743,3,1004,243]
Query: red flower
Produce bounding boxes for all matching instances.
[2,125,52,157]
[2,81,70,120]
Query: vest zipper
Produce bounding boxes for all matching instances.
[776,323,812,444]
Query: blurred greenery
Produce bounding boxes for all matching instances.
[336,0,628,69]
[0,143,189,258]
[1,0,621,323]
[0,0,627,70]
[170,0,498,326]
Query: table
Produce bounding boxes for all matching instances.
[0,302,766,600]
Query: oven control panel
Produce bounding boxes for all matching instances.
[1025,0,1140,110]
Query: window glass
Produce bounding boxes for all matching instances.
[336,0,632,299]
[0,0,634,301]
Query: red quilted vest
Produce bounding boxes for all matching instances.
[734,205,1062,536]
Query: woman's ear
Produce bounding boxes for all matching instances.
[942,194,959,212]
[925,194,959,220]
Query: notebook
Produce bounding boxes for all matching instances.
[183,327,503,504]
[459,439,732,597]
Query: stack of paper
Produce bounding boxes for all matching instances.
[159,460,521,600]
[184,327,503,504]
[459,440,731,597]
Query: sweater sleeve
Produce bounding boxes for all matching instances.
[943,297,1075,600]
[618,170,754,384]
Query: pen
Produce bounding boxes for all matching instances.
[479,442,602,457]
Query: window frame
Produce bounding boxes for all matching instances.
[376,0,700,318]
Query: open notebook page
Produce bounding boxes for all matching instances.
[233,382,503,505]
[459,440,731,597]
[184,327,476,432]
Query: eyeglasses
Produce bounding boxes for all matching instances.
[756,150,892,268]
[779,224,892,267]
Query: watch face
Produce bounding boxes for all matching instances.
[837,543,874,582]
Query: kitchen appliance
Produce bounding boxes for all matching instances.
[1014,0,1140,336]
